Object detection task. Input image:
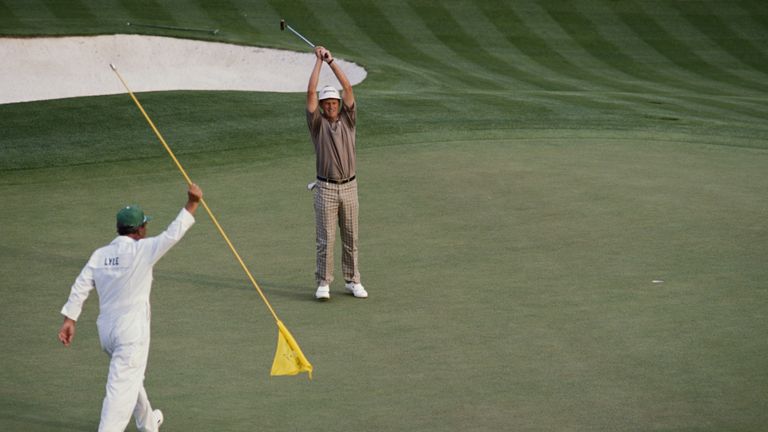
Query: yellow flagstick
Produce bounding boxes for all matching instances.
[109,64,312,379]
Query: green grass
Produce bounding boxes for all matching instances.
[2,1,768,431]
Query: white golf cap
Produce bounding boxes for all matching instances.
[318,85,341,101]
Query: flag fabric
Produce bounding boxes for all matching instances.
[271,320,313,379]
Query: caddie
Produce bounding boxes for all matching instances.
[58,183,202,431]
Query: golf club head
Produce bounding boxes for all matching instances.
[279,19,320,52]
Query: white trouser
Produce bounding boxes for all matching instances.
[97,306,159,432]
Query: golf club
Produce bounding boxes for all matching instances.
[280,19,328,58]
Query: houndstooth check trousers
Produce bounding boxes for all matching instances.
[314,179,360,286]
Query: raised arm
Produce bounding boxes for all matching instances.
[306,47,325,113]
[185,183,203,215]
[322,48,355,107]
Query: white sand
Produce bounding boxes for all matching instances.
[0,34,367,105]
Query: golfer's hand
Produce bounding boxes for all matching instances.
[314,46,326,60]
[315,46,332,63]
[58,318,76,347]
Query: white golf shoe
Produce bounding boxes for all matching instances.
[315,284,330,300]
[154,409,164,428]
[344,282,368,299]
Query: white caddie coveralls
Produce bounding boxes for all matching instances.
[61,208,195,432]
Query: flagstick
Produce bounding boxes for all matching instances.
[109,63,280,322]
[110,65,312,378]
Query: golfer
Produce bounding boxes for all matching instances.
[57,183,202,431]
[306,46,367,300]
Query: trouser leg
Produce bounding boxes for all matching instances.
[134,385,160,432]
[315,183,339,285]
[339,181,360,284]
[98,341,150,432]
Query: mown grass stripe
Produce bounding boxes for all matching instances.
[0,1,22,30]
[540,1,715,97]
[493,88,666,124]
[337,0,506,91]
[117,0,176,25]
[590,1,759,106]
[615,0,766,94]
[563,0,732,96]
[193,0,259,36]
[470,92,555,125]
[370,3,680,120]
[535,92,637,117]
[40,0,95,20]
[502,0,760,125]
[617,92,768,127]
[671,1,768,76]
[737,0,768,33]
[404,3,659,116]
[358,91,559,137]
[294,0,383,60]
[455,1,608,92]
[544,0,768,100]
[408,1,577,92]
[476,0,673,96]
[685,94,768,123]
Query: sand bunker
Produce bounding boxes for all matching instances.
[0,34,367,105]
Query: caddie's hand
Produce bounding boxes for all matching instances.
[187,183,203,202]
[58,318,76,347]
[185,183,203,215]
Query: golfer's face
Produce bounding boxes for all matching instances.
[321,99,339,119]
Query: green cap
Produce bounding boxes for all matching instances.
[116,204,152,229]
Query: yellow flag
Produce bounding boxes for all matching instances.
[270,320,313,379]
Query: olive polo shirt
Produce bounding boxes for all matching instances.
[306,101,356,181]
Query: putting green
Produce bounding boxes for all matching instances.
[3,130,767,430]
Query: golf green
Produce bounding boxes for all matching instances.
[2,1,767,431]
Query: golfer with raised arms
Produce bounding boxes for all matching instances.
[306,45,367,300]
[58,183,202,431]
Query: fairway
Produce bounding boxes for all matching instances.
[2,1,768,431]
